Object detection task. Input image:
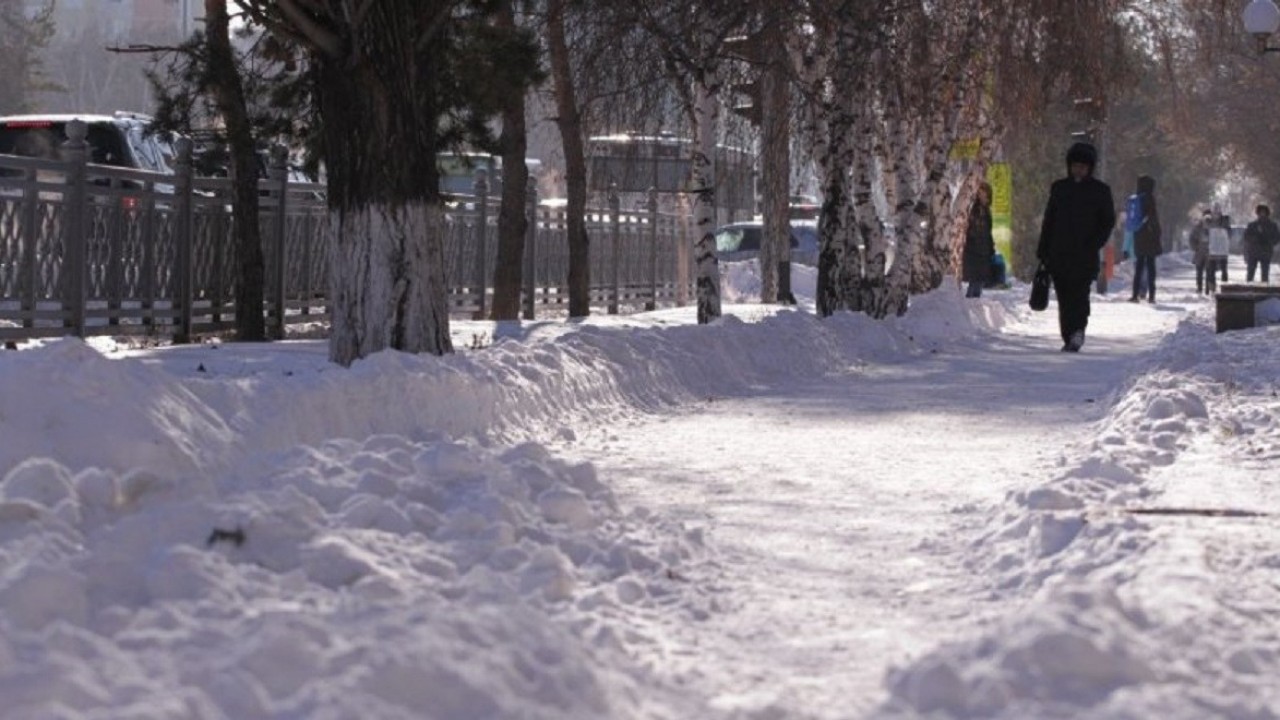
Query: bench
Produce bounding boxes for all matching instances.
[1215,283,1280,333]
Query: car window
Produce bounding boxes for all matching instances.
[715,228,744,253]
[0,125,61,160]
[84,123,133,167]
[739,227,762,251]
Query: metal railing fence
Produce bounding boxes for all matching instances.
[0,121,695,343]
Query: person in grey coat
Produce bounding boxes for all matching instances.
[1188,210,1213,295]
[1036,142,1117,352]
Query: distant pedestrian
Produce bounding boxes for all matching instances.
[1243,204,1279,283]
[1207,215,1231,294]
[1214,209,1231,282]
[1188,210,1213,295]
[1127,175,1162,304]
[1036,142,1117,352]
[962,181,995,298]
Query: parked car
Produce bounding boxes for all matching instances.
[713,220,821,265]
[0,112,183,208]
[0,112,179,175]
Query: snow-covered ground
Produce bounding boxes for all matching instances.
[1,252,1277,719]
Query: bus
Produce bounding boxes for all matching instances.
[437,152,542,199]
[586,132,754,221]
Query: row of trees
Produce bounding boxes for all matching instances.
[6,1,1277,365]
[181,0,1137,364]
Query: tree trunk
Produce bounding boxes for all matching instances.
[815,69,860,317]
[547,0,591,318]
[327,203,452,365]
[313,4,453,365]
[490,0,530,321]
[760,17,791,305]
[204,0,266,341]
[692,73,722,324]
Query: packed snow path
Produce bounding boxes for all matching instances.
[557,282,1187,717]
[9,255,1273,719]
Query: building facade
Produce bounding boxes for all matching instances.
[29,0,198,41]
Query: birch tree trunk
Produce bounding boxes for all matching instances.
[815,14,870,317]
[814,97,857,318]
[866,68,927,319]
[692,72,722,324]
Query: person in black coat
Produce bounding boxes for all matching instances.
[1243,204,1280,283]
[962,181,995,298]
[1036,142,1117,352]
[1129,175,1162,303]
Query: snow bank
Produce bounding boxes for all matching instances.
[0,276,995,719]
[0,435,714,718]
[881,307,1280,719]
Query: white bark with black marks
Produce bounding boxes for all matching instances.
[328,203,453,367]
[692,74,721,325]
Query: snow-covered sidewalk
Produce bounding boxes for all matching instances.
[1,253,1278,719]
[555,262,1193,717]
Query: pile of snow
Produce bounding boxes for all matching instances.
[4,251,1277,719]
[0,430,719,718]
[882,297,1280,718]
[0,266,990,718]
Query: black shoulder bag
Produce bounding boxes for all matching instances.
[1029,264,1051,311]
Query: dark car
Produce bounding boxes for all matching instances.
[0,112,178,174]
[0,112,182,208]
[713,220,820,265]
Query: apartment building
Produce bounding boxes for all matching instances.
[30,0,198,41]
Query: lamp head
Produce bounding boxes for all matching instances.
[1243,0,1280,49]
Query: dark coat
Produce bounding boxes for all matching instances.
[1243,217,1280,261]
[962,201,994,283]
[1189,221,1211,265]
[1132,176,1162,257]
[1037,167,1117,286]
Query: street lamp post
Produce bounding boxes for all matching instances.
[1243,0,1280,53]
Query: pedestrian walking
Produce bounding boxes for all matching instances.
[1207,216,1231,294]
[962,182,995,298]
[1126,175,1162,303]
[1036,142,1117,352]
[1243,204,1279,283]
[1188,210,1213,295]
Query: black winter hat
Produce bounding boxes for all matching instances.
[1137,175,1155,193]
[1065,142,1097,169]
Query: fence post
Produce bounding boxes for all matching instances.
[174,137,195,343]
[473,169,489,319]
[522,177,537,320]
[647,186,658,311]
[106,175,124,326]
[61,120,88,337]
[609,183,620,315]
[270,145,289,340]
[19,166,38,329]
[138,179,156,328]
